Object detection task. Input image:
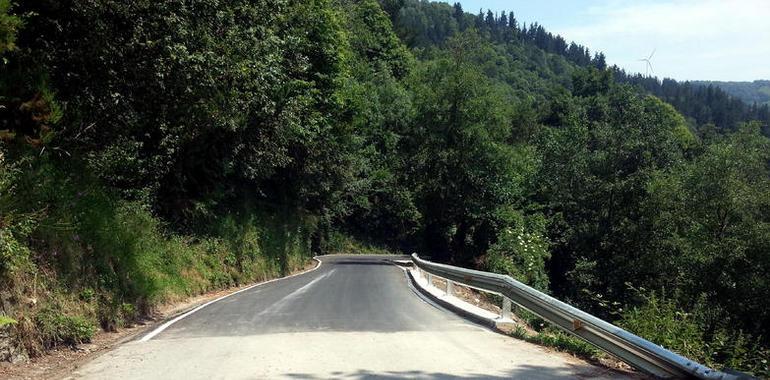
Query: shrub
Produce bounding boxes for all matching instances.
[0,153,36,279]
[620,291,769,377]
[35,308,95,348]
[485,212,550,291]
[620,291,707,361]
[2,151,320,358]
[526,329,599,358]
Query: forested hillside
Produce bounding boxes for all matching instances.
[693,80,770,106]
[1,0,768,376]
[385,0,770,135]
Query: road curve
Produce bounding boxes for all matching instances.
[67,255,632,379]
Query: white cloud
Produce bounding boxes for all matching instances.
[552,0,770,81]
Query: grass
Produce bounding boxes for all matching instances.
[0,155,319,355]
[521,328,601,358]
[505,311,603,361]
[0,316,17,328]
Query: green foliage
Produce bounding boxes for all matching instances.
[344,0,412,78]
[535,82,689,306]
[525,329,600,359]
[0,315,16,327]
[642,123,770,350]
[485,212,550,291]
[3,0,353,219]
[0,152,36,279]
[620,291,707,360]
[325,231,394,255]
[572,67,611,97]
[1,0,768,372]
[0,151,318,354]
[693,80,770,106]
[406,31,520,263]
[507,309,601,361]
[334,0,422,246]
[0,0,21,54]
[35,308,95,348]
[620,290,769,377]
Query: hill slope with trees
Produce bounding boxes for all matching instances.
[1,0,768,376]
[693,80,770,106]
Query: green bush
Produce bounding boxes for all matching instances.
[485,212,550,291]
[0,152,319,356]
[620,292,707,360]
[526,329,599,358]
[620,291,769,377]
[35,308,95,348]
[324,231,393,255]
[0,153,36,279]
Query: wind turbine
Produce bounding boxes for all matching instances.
[638,48,655,76]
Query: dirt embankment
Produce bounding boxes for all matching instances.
[0,259,318,380]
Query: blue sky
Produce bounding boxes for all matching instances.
[443,0,770,81]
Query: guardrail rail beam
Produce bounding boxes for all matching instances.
[410,253,749,380]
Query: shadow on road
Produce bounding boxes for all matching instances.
[331,260,395,266]
[282,363,629,379]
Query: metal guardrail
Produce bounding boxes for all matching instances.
[411,253,747,380]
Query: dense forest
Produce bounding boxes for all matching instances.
[693,80,770,106]
[0,0,768,376]
[386,0,770,135]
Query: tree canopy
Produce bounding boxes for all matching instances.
[1,0,768,375]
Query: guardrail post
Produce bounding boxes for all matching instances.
[445,280,453,296]
[411,252,735,379]
[502,297,512,320]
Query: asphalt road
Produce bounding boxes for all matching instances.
[67,255,632,379]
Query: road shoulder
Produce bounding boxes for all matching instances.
[0,258,320,380]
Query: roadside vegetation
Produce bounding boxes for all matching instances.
[0,0,768,376]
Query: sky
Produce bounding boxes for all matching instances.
[444,0,770,82]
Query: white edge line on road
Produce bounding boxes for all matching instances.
[139,256,323,342]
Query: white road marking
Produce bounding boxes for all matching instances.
[139,257,323,342]
[256,268,337,317]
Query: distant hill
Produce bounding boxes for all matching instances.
[383,0,769,133]
[693,80,770,105]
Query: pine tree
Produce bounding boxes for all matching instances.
[485,10,495,30]
[508,11,517,32]
[453,3,463,22]
[592,52,607,70]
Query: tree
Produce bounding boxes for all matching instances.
[592,52,607,70]
[378,0,405,22]
[508,11,518,34]
[452,2,463,22]
[534,84,690,307]
[643,123,770,341]
[485,10,495,31]
[0,0,21,54]
[406,32,516,263]
[347,0,412,79]
[6,0,353,220]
